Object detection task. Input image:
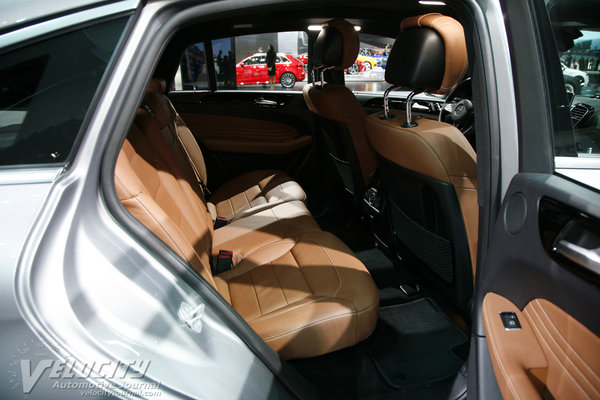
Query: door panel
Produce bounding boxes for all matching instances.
[475,173,600,400]
[181,114,312,155]
[168,91,318,191]
[483,293,600,400]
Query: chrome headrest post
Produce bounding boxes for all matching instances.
[311,65,334,87]
[401,90,424,128]
[380,84,403,120]
[311,65,323,87]
[319,66,334,86]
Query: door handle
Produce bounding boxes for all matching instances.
[554,220,600,277]
[254,97,280,107]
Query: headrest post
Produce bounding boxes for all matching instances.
[401,90,424,128]
[311,66,322,87]
[319,66,334,86]
[380,84,403,120]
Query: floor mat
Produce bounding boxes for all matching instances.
[366,297,467,389]
[354,248,401,289]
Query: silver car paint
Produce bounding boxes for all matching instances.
[2,1,291,399]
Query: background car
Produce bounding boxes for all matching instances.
[236,52,305,88]
[562,62,590,94]
[360,48,387,68]
[345,59,367,74]
[356,53,379,70]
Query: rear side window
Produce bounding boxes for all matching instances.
[213,32,308,90]
[174,42,209,91]
[0,17,128,166]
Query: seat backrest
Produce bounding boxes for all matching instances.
[365,13,476,311]
[115,107,217,287]
[303,19,377,201]
[143,79,210,190]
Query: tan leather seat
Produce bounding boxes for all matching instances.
[365,13,477,312]
[303,19,377,205]
[115,106,379,359]
[143,78,306,222]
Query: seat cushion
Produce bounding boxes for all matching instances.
[214,230,379,359]
[209,170,306,221]
[212,200,321,263]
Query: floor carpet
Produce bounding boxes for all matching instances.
[366,297,468,389]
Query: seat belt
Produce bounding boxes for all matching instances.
[172,115,211,197]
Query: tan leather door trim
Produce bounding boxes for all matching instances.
[482,293,600,400]
[181,114,312,155]
[482,292,548,400]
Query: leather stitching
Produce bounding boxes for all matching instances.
[270,263,289,306]
[524,306,592,399]
[527,301,598,398]
[535,300,600,386]
[288,247,314,296]
[262,303,377,342]
[306,238,342,297]
[247,267,263,316]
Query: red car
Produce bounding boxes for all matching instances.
[297,53,309,65]
[236,52,306,88]
[345,59,368,74]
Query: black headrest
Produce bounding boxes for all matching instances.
[386,13,468,94]
[385,27,445,91]
[312,19,359,69]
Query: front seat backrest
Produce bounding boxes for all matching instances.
[303,19,377,206]
[366,13,477,312]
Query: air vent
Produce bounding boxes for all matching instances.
[570,103,595,128]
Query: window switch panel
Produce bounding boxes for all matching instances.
[500,312,521,330]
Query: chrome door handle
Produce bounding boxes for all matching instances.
[554,220,600,277]
[254,97,279,107]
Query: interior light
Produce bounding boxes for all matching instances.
[418,0,446,5]
[308,25,362,31]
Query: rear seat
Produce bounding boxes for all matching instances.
[114,83,379,359]
[143,78,306,222]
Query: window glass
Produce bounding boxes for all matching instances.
[213,32,309,90]
[174,42,208,91]
[0,17,128,166]
[344,34,395,94]
[545,1,600,189]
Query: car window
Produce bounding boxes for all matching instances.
[174,42,209,91]
[212,32,308,90]
[344,33,395,95]
[545,1,600,189]
[0,17,128,167]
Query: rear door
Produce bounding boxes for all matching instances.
[471,0,600,399]
[168,33,318,193]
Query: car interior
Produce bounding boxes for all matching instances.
[114,3,481,399]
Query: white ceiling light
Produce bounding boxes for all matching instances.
[419,1,446,5]
[308,25,362,31]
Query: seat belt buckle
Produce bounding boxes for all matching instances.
[214,216,228,229]
[215,250,233,274]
